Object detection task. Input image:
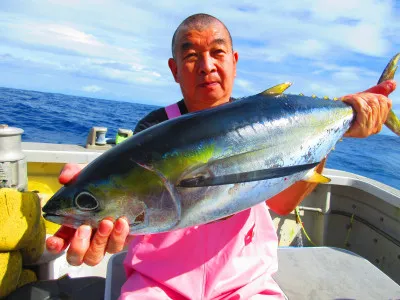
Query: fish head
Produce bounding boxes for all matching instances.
[42,178,148,230]
[42,184,99,228]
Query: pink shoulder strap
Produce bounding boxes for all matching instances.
[165,103,181,120]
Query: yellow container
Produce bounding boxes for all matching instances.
[0,251,22,298]
[20,217,46,265]
[17,269,37,289]
[27,162,64,235]
[0,189,41,251]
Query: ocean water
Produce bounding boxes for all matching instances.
[1,86,399,190]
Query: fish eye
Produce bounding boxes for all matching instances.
[74,191,99,211]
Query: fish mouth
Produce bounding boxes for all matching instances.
[43,212,55,217]
[43,211,97,228]
[43,212,62,219]
[43,211,86,222]
[42,212,64,225]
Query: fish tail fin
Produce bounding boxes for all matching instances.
[385,110,400,136]
[378,53,400,136]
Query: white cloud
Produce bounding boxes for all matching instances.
[47,25,103,46]
[332,71,360,82]
[0,0,398,106]
[235,78,255,93]
[82,85,103,93]
[295,39,328,57]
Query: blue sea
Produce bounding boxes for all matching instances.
[1,86,399,190]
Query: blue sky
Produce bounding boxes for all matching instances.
[1,0,400,135]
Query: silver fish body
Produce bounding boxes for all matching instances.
[43,93,354,234]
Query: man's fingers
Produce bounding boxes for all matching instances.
[342,93,392,137]
[82,219,114,266]
[66,225,92,266]
[106,218,130,254]
[53,218,130,267]
[59,163,86,185]
[342,95,371,137]
[362,80,396,97]
[46,225,76,253]
[46,236,68,254]
[53,225,77,240]
[367,94,381,132]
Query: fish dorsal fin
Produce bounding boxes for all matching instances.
[302,169,331,184]
[260,82,292,96]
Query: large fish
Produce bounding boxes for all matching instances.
[43,53,400,234]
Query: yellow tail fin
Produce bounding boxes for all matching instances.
[379,53,400,136]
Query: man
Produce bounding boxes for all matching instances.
[46,13,395,299]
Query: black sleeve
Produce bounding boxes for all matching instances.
[134,107,168,134]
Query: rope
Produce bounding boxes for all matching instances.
[295,207,317,247]
[344,212,355,247]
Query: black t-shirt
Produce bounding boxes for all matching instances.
[134,98,235,134]
[134,99,188,134]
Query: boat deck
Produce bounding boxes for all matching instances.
[19,141,400,298]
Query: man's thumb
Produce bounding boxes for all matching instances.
[362,79,396,96]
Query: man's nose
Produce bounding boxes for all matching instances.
[198,53,216,74]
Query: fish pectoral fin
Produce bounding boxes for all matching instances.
[134,160,182,225]
[260,82,292,96]
[178,162,320,188]
[302,170,331,184]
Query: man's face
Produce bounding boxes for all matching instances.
[168,22,238,111]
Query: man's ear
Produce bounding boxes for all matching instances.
[168,58,179,83]
[233,51,239,77]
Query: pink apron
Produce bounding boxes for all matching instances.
[119,103,285,299]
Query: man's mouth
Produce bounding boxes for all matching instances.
[199,82,219,88]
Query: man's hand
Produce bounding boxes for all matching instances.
[341,80,395,137]
[45,163,132,266]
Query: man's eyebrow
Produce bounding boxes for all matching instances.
[180,38,229,52]
[211,38,228,46]
[181,42,194,52]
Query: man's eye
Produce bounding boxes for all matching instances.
[184,53,197,59]
[213,49,225,56]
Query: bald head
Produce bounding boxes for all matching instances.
[171,13,233,59]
